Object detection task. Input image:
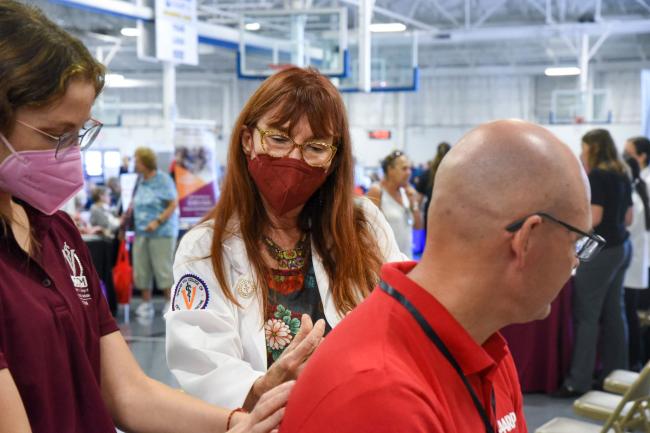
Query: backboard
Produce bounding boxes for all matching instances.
[338,31,418,92]
[550,89,612,124]
[238,8,348,78]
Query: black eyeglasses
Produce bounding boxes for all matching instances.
[505,212,606,262]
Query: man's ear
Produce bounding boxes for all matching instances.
[241,126,253,156]
[510,215,543,269]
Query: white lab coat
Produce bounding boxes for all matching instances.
[165,197,406,409]
[626,169,650,288]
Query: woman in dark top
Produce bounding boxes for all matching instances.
[415,142,450,233]
[557,129,633,396]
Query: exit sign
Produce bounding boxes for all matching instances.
[368,130,391,139]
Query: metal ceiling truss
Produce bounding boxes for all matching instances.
[49,0,650,72]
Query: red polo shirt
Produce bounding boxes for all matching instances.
[0,202,119,432]
[280,261,527,433]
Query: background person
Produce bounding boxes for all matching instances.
[132,146,179,318]
[556,128,634,396]
[165,67,405,411]
[622,155,650,370]
[89,186,120,236]
[415,141,451,233]
[367,150,423,258]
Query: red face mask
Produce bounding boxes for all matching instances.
[247,154,328,216]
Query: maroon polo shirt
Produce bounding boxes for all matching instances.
[0,202,119,432]
[280,261,528,433]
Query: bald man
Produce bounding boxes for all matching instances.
[279,120,601,433]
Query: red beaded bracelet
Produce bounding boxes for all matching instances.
[226,408,245,431]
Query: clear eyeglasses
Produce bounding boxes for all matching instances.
[16,118,103,159]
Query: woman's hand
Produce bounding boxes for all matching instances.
[244,315,325,410]
[228,381,296,433]
[405,185,421,211]
[144,219,160,232]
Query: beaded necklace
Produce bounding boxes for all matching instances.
[263,234,309,270]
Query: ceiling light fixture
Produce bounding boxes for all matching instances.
[245,22,261,31]
[544,66,581,76]
[369,22,406,32]
[120,27,140,37]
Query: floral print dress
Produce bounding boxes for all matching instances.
[264,260,331,365]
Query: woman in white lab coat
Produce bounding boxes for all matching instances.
[165,67,405,411]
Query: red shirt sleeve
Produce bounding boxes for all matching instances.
[281,371,443,433]
[0,352,6,370]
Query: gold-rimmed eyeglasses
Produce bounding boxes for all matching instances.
[16,118,103,159]
[255,125,337,168]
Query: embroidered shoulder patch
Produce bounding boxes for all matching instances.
[172,274,210,311]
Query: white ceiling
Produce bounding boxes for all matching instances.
[26,0,650,76]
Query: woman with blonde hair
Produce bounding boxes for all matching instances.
[166,67,404,410]
[132,146,179,318]
[0,2,299,432]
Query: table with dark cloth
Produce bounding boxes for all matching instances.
[500,279,574,393]
[83,235,118,315]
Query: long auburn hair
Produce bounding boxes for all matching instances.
[582,129,627,175]
[203,67,383,317]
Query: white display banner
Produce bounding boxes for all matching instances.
[173,123,219,228]
[155,0,198,65]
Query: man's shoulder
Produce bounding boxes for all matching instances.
[281,290,435,428]
[281,366,438,433]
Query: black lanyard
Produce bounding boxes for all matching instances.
[379,281,496,433]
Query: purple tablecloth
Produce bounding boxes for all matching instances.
[500,279,574,394]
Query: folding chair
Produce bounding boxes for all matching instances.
[535,361,650,433]
[604,370,640,395]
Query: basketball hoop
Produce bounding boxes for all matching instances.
[267,63,297,72]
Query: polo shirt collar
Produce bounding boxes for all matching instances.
[14,198,53,236]
[380,261,508,377]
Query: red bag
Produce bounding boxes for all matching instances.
[112,240,133,304]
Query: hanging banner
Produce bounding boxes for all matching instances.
[173,124,218,227]
[155,0,198,65]
[643,70,650,138]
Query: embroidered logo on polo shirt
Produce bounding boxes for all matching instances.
[172,274,209,311]
[61,242,91,305]
[497,412,517,433]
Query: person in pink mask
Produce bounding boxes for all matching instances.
[165,67,406,411]
[0,2,309,432]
